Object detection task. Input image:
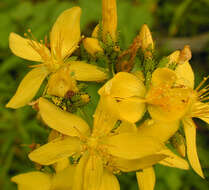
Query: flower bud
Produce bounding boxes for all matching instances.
[83,37,103,56]
[102,0,117,42]
[179,45,192,64]
[139,24,154,58]
[171,133,186,157]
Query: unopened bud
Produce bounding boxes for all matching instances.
[167,50,180,66]
[171,133,186,157]
[83,37,103,56]
[81,94,90,103]
[102,0,117,42]
[179,45,192,64]
[139,24,154,58]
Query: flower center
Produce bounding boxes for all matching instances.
[146,84,193,121]
[87,136,99,150]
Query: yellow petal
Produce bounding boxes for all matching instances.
[151,68,177,87]
[50,7,81,59]
[9,32,50,62]
[175,61,194,89]
[138,120,180,142]
[198,116,209,124]
[83,154,103,190]
[29,136,82,165]
[158,148,189,170]
[115,121,137,134]
[147,87,192,122]
[11,171,51,190]
[17,184,33,190]
[72,153,89,190]
[92,96,118,137]
[99,170,120,190]
[39,98,90,137]
[53,158,70,173]
[183,118,204,178]
[116,97,146,123]
[6,67,49,108]
[99,72,146,98]
[114,154,167,172]
[191,101,209,124]
[104,133,165,159]
[83,37,103,56]
[68,61,108,82]
[52,164,75,190]
[136,167,155,190]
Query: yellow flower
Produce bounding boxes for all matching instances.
[99,72,146,123]
[137,121,188,190]
[99,69,192,123]
[146,68,193,122]
[6,7,108,108]
[143,54,207,179]
[174,60,209,178]
[102,0,117,42]
[116,120,189,190]
[12,163,75,190]
[29,97,166,190]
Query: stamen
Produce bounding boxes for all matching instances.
[191,102,209,118]
[28,63,45,68]
[24,29,51,63]
[195,76,209,92]
[199,91,209,100]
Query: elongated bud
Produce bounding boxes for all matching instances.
[139,24,154,58]
[102,0,117,42]
[179,45,192,64]
[92,24,99,38]
[83,37,103,56]
[171,133,186,157]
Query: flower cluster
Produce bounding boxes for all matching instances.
[7,0,208,190]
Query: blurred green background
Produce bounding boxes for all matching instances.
[0,0,209,189]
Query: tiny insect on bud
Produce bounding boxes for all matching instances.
[65,90,75,99]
